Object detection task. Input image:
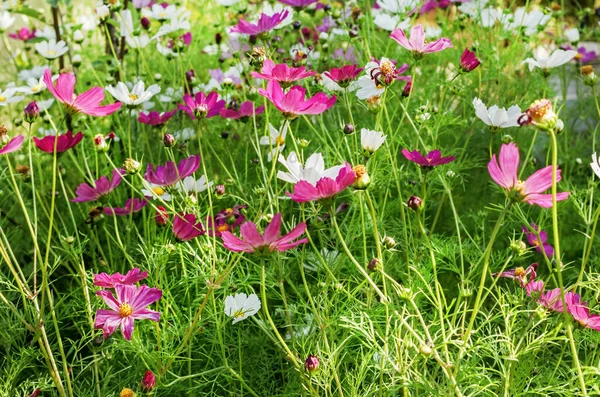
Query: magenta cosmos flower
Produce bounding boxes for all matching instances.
[538,288,567,312]
[566,294,600,331]
[178,91,225,120]
[229,10,289,36]
[138,110,177,127]
[0,135,24,155]
[287,163,356,203]
[221,213,307,253]
[492,263,537,288]
[220,101,265,120]
[324,64,364,88]
[94,284,162,340]
[145,155,200,187]
[206,205,247,237]
[251,59,316,88]
[459,48,481,73]
[278,0,319,7]
[390,25,452,59]
[173,213,205,241]
[402,148,454,168]
[488,143,570,208]
[43,69,122,116]
[522,224,554,257]
[104,198,148,216]
[94,268,149,289]
[9,27,36,41]
[33,131,83,154]
[72,169,124,203]
[259,81,336,120]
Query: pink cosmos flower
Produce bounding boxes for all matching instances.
[278,0,319,7]
[138,110,177,126]
[0,135,24,155]
[33,131,83,154]
[324,64,364,88]
[221,213,307,253]
[103,198,148,216]
[390,25,452,59]
[173,213,205,241]
[566,294,600,331]
[94,268,149,289]
[287,162,356,203]
[178,91,225,120]
[522,224,554,257]
[220,101,265,120]
[229,11,289,36]
[526,280,544,298]
[94,284,162,340]
[492,263,537,288]
[251,59,316,88]
[539,288,570,312]
[43,69,122,116]
[72,169,124,203]
[459,48,481,72]
[258,80,336,120]
[145,155,200,186]
[488,143,570,208]
[402,148,454,168]
[206,205,247,237]
[9,27,36,41]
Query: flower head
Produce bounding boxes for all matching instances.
[43,69,122,116]
[9,27,35,41]
[522,49,577,74]
[33,131,83,154]
[141,370,156,391]
[178,91,225,120]
[492,263,537,288]
[287,162,356,203]
[72,169,124,203]
[224,293,261,324]
[144,155,200,186]
[93,268,149,289]
[94,284,162,340]
[104,198,148,216]
[221,213,307,253]
[518,99,562,132]
[0,135,24,155]
[305,355,320,372]
[251,59,316,88]
[258,81,336,119]
[138,110,177,126]
[390,25,452,59]
[566,294,600,331]
[522,224,554,257]
[207,205,247,237]
[538,288,567,312]
[229,10,289,36]
[402,148,454,168]
[322,64,363,91]
[172,213,205,241]
[459,48,481,72]
[220,101,265,120]
[488,143,570,208]
[361,128,386,155]
[35,39,68,59]
[106,81,160,108]
[356,58,409,100]
[472,97,521,131]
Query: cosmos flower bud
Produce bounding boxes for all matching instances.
[419,344,433,356]
[72,54,82,67]
[581,65,597,86]
[399,286,412,301]
[141,370,156,391]
[407,196,422,211]
[163,133,175,147]
[519,99,561,132]
[402,81,412,97]
[155,206,169,226]
[123,158,142,174]
[459,48,481,73]
[215,184,226,196]
[93,134,108,152]
[343,123,355,135]
[141,16,151,30]
[368,258,380,271]
[352,164,370,190]
[14,117,23,127]
[24,101,39,123]
[510,239,527,256]
[119,388,135,397]
[73,29,84,43]
[383,236,396,249]
[304,355,320,372]
[29,390,42,397]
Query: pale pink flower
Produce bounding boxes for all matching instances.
[390,25,452,58]
[258,80,336,119]
[287,162,356,203]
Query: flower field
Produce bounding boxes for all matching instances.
[0,0,600,396]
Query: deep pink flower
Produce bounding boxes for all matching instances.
[9,27,36,41]
[488,143,570,208]
[221,213,307,253]
[178,91,225,120]
[251,59,316,87]
[104,198,148,216]
[323,64,364,88]
[145,155,200,186]
[526,280,544,298]
[173,213,205,241]
[141,370,156,391]
[206,205,247,237]
[220,101,265,120]
[390,25,452,58]
[459,48,481,72]
[402,148,454,168]
[0,135,24,155]
[72,169,124,203]
[278,0,319,7]
[229,10,289,36]
[94,268,149,289]
[33,131,83,154]
[492,263,537,288]
[539,288,572,312]
[138,110,177,126]
[94,284,162,340]
[258,80,336,120]
[522,224,554,257]
[287,163,356,203]
[566,294,600,331]
[43,69,122,116]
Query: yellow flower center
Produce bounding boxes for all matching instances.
[233,308,246,319]
[275,135,285,146]
[296,51,305,58]
[0,95,5,102]
[153,187,165,196]
[129,93,139,101]
[217,224,230,232]
[119,303,133,317]
[48,50,56,55]
[120,388,135,397]
[353,164,366,178]
[32,86,40,93]
[514,267,526,277]
[380,60,394,76]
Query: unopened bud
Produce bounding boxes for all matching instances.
[123,158,141,174]
[304,355,319,372]
[383,236,396,249]
[215,184,226,196]
[407,196,422,211]
[141,370,156,391]
[343,123,355,135]
[419,344,432,356]
[163,133,175,147]
[24,101,39,123]
[352,164,370,190]
[581,65,597,86]
[368,258,380,271]
[155,206,169,226]
[141,16,151,29]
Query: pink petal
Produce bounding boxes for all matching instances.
[131,308,161,322]
[221,231,255,253]
[288,180,320,203]
[115,284,137,304]
[390,28,411,50]
[120,316,135,340]
[408,25,426,52]
[522,166,559,195]
[240,221,264,247]
[131,285,162,310]
[96,290,121,311]
[262,213,282,243]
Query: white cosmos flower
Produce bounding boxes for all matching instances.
[591,153,600,179]
[457,0,488,18]
[126,34,151,49]
[177,175,213,194]
[361,128,387,154]
[159,87,183,103]
[564,28,579,44]
[106,81,160,107]
[119,9,134,38]
[522,49,578,72]
[503,7,550,35]
[262,3,294,28]
[156,42,179,57]
[0,86,25,107]
[373,12,410,31]
[18,65,48,81]
[153,15,190,39]
[36,26,57,40]
[378,0,418,13]
[277,152,342,185]
[216,0,240,5]
[472,97,521,129]
[144,3,177,20]
[260,123,287,160]
[355,76,383,100]
[17,75,54,95]
[142,183,172,201]
[0,11,15,31]
[35,40,68,59]
[224,293,261,324]
[96,5,110,20]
